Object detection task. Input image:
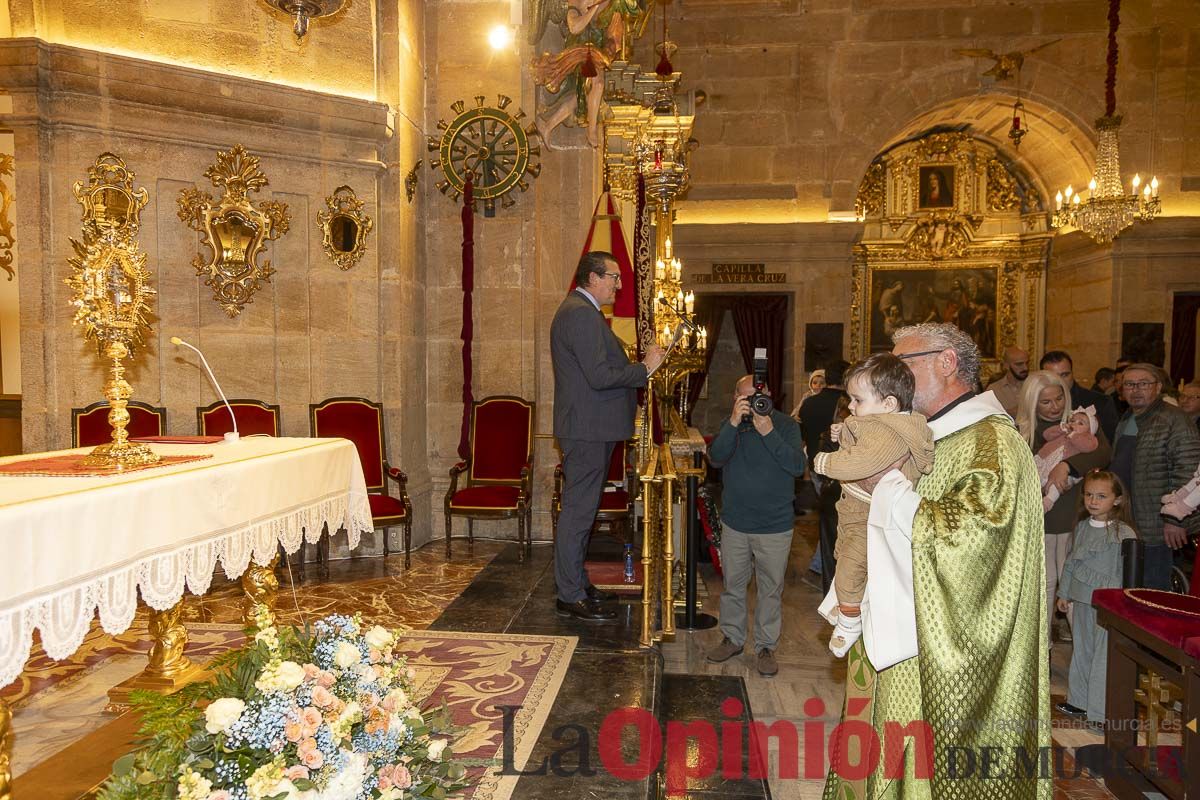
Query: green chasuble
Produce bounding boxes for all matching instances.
[825,403,1050,800]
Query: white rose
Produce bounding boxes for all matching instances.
[387,687,409,708]
[275,661,306,691]
[406,706,423,721]
[204,697,246,734]
[333,641,361,669]
[427,738,448,760]
[364,625,393,650]
[378,788,404,800]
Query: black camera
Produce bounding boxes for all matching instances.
[743,347,773,421]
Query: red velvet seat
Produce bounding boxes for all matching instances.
[197,399,281,437]
[72,400,166,447]
[311,397,413,567]
[551,440,635,546]
[444,395,535,559]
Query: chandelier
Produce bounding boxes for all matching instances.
[1052,0,1160,244]
[265,0,345,40]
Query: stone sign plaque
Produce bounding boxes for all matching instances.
[691,263,785,285]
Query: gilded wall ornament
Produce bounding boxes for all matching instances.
[72,152,148,245]
[404,161,421,204]
[855,160,886,220]
[177,145,291,317]
[317,185,373,271]
[427,95,540,216]
[986,159,1022,212]
[904,212,971,260]
[0,154,13,281]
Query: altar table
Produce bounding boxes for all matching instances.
[0,436,371,689]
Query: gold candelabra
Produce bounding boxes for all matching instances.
[66,154,159,468]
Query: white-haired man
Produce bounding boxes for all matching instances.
[823,323,1049,800]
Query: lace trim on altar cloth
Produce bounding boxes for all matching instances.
[0,493,371,687]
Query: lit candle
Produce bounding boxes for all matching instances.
[665,237,673,260]
[684,291,695,315]
[1055,190,1063,210]
[1064,185,1074,200]
[655,259,665,282]
[656,288,664,302]
[676,290,684,311]
[1151,176,1159,196]
[699,327,707,350]
[1088,178,1097,196]
[1132,173,1141,193]
[1143,185,1151,198]
[672,258,681,283]
[1073,194,1081,205]
[664,323,672,344]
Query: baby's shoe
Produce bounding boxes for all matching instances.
[828,614,862,658]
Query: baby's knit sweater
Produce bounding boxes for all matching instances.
[812,412,936,482]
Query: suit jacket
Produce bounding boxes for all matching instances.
[551,290,647,442]
[798,387,848,462]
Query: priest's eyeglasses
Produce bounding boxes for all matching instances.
[897,348,945,361]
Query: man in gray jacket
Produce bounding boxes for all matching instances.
[1109,363,1200,589]
[551,251,665,621]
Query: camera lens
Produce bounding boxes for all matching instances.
[750,394,773,415]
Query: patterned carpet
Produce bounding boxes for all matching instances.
[8,541,579,800]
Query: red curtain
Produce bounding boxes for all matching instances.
[457,178,475,460]
[684,294,788,421]
[1170,294,1200,384]
[731,295,789,412]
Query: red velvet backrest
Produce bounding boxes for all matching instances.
[73,401,165,447]
[311,398,385,490]
[199,400,280,437]
[469,396,534,483]
[607,441,628,483]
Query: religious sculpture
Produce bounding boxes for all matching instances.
[529,0,647,149]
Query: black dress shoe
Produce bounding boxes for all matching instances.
[556,599,617,622]
[1055,702,1087,718]
[586,585,618,604]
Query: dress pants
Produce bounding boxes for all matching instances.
[718,523,793,652]
[1045,531,1072,644]
[1067,602,1108,724]
[555,438,616,604]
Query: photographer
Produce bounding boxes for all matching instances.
[705,371,805,677]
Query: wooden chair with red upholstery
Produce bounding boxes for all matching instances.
[72,400,166,447]
[310,397,413,567]
[197,399,281,438]
[551,440,635,546]
[444,395,535,560]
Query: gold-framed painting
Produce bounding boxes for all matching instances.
[918,164,955,209]
[867,264,999,359]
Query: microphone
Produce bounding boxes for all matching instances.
[656,296,698,331]
[170,336,239,443]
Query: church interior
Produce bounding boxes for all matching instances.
[2,0,1200,798]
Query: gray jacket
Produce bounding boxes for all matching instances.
[1113,398,1200,544]
[551,290,647,442]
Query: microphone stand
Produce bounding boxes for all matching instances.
[170,337,240,442]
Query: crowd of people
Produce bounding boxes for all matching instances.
[708,326,1200,796]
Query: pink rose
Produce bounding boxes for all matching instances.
[380,696,395,713]
[284,720,304,743]
[303,663,321,680]
[300,706,323,735]
[207,792,232,800]
[377,765,394,790]
[311,686,335,709]
[392,766,412,789]
[317,671,336,688]
[297,737,325,770]
[368,648,382,663]
[284,765,310,782]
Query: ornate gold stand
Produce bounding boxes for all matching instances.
[241,555,280,625]
[106,601,205,712]
[83,341,159,469]
[0,697,12,800]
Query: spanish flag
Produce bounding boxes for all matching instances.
[570,191,638,348]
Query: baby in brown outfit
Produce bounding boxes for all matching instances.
[813,352,936,657]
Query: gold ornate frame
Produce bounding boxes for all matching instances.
[177,145,290,317]
[317,185,373,271]
[72,152,148,245]
[0,153,14,281]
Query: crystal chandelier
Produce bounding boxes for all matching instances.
[1052,0,1160,244]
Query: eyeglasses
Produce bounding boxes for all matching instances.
[897,348,945,361]
[600,271,622,282]
[1121,380,1158,390]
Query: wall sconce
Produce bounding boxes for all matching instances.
[265,0,346,40]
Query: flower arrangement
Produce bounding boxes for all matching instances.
[98,605,468,800]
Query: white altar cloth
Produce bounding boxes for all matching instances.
[0,437,371,686]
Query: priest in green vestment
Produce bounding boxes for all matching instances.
[823,322,1050,800]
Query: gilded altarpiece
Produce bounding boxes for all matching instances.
[851,133,1052,372]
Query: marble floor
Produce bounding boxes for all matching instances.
[11,519,1132,800]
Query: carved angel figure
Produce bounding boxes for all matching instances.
[953,39,1060,80]
[529,0,645,149]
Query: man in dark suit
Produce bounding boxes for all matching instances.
[551,251,665,621]
[1040,350,1118,443]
